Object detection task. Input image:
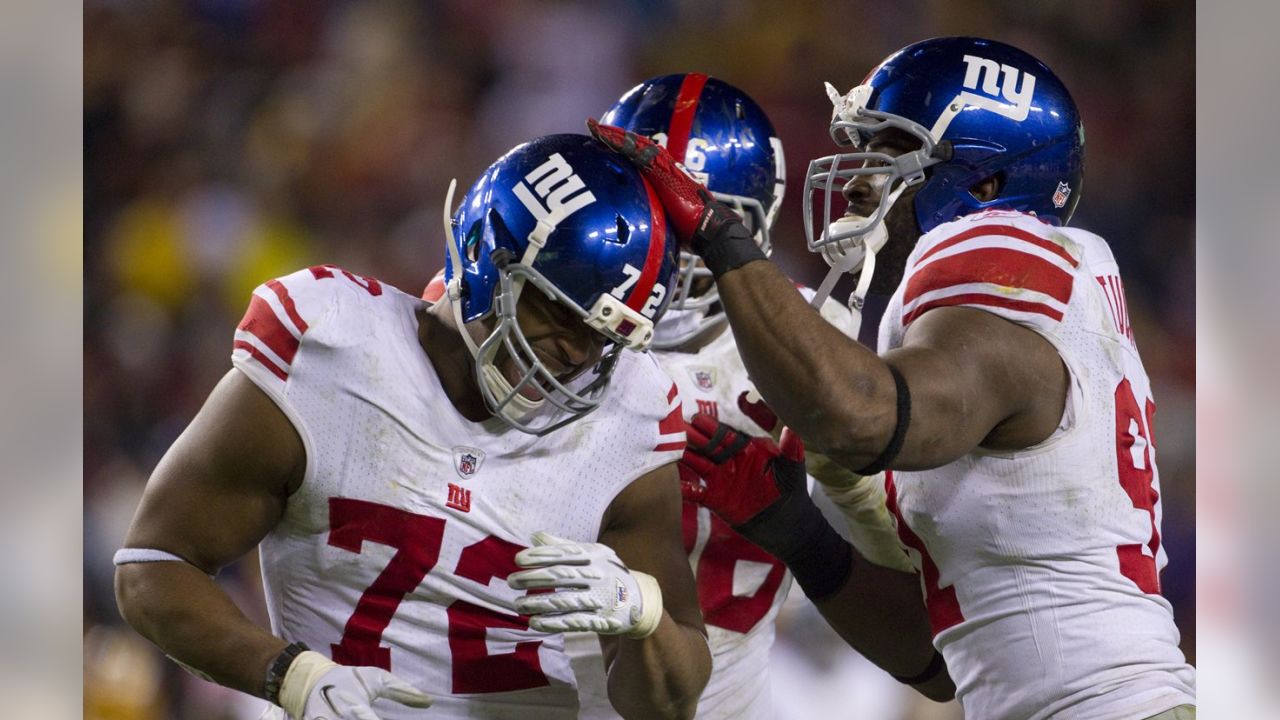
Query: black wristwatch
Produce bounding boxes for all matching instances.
[264,641,310,705]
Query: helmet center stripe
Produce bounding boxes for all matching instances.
[625,178,668,314]
[666,72,709,165]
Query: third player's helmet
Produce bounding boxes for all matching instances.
[603,74,785,349]
[805,37,1085,256]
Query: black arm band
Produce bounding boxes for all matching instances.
[891,649,946,686]
[735,490,853,602]
[854,365,912,476]
[691,212,766,279]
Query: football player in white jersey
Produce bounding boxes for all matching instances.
[566,74,943,719]
[113,134,713,720]
[592,37,1195,720]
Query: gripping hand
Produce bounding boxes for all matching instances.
[588,119,761,276]
[278,651,431,720]
[508,531,664,639]
[680,414,852,599]
[679,413,806,528]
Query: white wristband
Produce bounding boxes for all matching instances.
[625,571,664,639]
[113,547,216,578]
[113,548,189,565]
[279,650,338,720]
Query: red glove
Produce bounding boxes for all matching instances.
[588,120,759,278]
[679,412,855,601]
[679,413,805,527]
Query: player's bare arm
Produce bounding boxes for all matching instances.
[116,368,433,719]
[596,464,712,720]
[114,369,301,697]
[713,261,1068,469]
[810,550,955,701]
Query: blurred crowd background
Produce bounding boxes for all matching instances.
[83,0,1195,717]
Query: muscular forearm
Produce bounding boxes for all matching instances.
[715,261,896,466]
[115,561,287,698]
[606,613,711,720]
[815,555,954,701]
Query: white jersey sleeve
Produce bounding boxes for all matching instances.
[231,264,385,402]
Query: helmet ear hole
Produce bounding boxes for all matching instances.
[969,172,1004,203]
[613,215,630,244]
[485,209,519,254]
[465,220,483,263]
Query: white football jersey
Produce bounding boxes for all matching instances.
[878,210,1196,720]
[569,293,851,720]
[231,266,684,719]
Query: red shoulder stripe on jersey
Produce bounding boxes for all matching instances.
[238,295,301,364]
[903,246,1074,307]
[666,72,708,165]
[233,340,288,381]
[624,178,668,314]
[266,279,309,334]
[666,382,679,403]
[654,440,687,453]
[902,293,1065,326]
[917,224,1079,268]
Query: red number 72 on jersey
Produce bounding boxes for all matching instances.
[327,497,550,693]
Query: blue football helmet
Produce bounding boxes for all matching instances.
[804,36,1085,263]
[442,134,678,435]
[603,73,785,349]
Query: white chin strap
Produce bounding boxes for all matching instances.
[809,181,906,339]
[441,178,546,423]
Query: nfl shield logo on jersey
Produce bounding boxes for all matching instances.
[692,369,715,391]
[1052,181,1072,208]
[453,446,486,479]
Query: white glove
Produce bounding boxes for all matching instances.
[508,531,663,639]
[807,451,916,574]
[277,650,432,720]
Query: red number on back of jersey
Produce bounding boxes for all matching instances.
[688,508,787,634]
[1114,378,1162,594]
[309,265,383,296]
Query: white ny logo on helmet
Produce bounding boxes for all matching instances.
[513,152,598,229]
[958,55,1037,122]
